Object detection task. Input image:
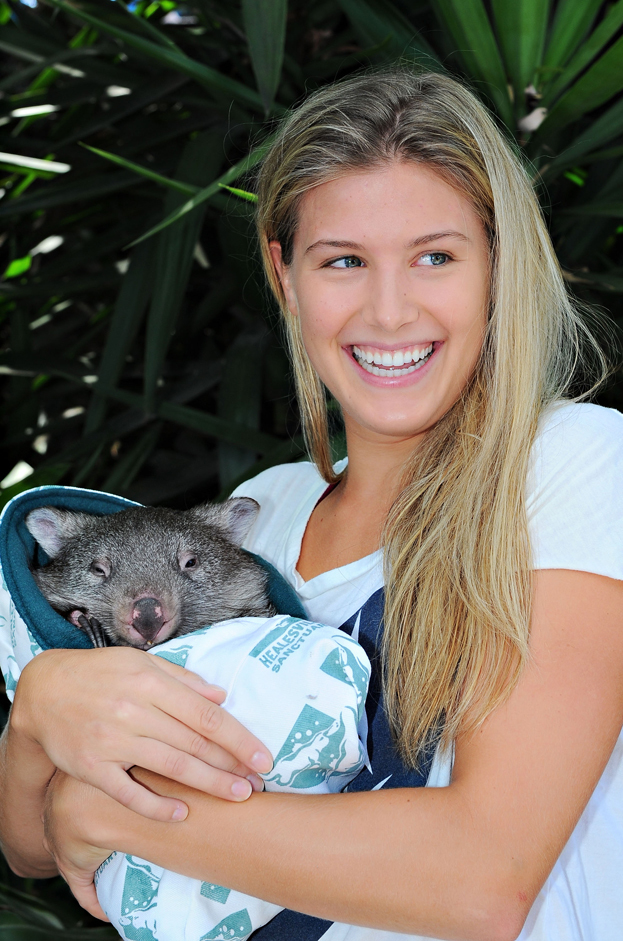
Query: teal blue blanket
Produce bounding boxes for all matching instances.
[0,485,306,652]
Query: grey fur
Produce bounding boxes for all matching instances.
[25,498,275,649]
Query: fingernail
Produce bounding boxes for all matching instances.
[247,774,265,792]
[171,804,188,821]
[231,780,252,800]
[207,684,226,692]
[251,751,273,773]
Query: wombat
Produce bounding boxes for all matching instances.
[24,498,275,650]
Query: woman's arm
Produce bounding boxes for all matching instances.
[0,720,58,877]
[43,569,623,941]
[0,645,272,877]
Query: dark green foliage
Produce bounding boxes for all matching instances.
[1,0,622,516]
[0,0,622,930]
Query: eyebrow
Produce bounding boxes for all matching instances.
[304,231,469,254]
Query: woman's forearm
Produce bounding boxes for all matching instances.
[83,768,525,941]
[0,719,58,877]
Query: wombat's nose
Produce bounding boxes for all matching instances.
[131,597,165,642]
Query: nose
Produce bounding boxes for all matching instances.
[361,266,419,333]
[131,597,165,642]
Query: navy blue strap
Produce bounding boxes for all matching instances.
[250,588,435,939]
[250,911,333,940]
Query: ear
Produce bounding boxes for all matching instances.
[268,240,298,316]
[25,507,93,558]
[192,498,260,546]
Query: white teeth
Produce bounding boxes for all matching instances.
[352,343,435,377]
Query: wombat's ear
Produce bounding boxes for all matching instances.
[191,497,260,546]
[25,507,93,558]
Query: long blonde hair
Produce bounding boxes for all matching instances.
[255,69,607,764]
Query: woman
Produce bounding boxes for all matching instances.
[2,70,623,941]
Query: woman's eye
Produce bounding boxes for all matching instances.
[326,255,365,269]
[418,252,450,267]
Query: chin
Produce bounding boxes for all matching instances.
[354,415,436,441]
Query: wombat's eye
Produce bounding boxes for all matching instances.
[90,560,110,578]
[178,550,199,571]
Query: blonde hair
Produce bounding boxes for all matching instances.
[255,69,607,764]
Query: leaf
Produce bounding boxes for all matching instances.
[0,352,89,381]
[129,137,273,246]
[55,73,188,149]
[241,0,287,114]
[115,0,180,51]
[43,0,271,114]
[79,143,198,195]
[218,183,257,203]
[3,256,32,279]
[218,323,267,487]
[562,267,623,293]
[540,32,623,135]
[0,45,96,91]
[0,464,70,512]
[0,170,139,219]
[219,436,305,500]
[0,152,70,174]
[143,129,224,411]
[0,27,64,65]
[433,0,513,125]
[541,96,623,175]
[490,0,549,96]
[104,387,282,453]
[84,237,155,434]
[337,0,438,64]
[540,0,623,107]
[103,421,161,493]
[560,202,623,218]
[542,0,602,72]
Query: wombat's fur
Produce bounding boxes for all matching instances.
[25,498,275,650]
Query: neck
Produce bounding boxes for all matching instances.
[338,416,424,515]
[297,415,425,580]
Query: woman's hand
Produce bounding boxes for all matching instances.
[42,770,112,921]
[11,646,273,822]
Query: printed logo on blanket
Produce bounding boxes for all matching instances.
[119,856,162,941]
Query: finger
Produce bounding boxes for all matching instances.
[186,698,274,774]
[121,665,273,772]
[62,868,110,922]
[147,680,273,773]
[136,709,257,779]
[130,740,255,801]
[89,765,188,822]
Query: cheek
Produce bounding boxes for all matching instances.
[296,290,352,351]
[427,271,488,341]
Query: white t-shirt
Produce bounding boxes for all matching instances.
[232,401,623,941]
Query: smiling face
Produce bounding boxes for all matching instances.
[270,161,491,446]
